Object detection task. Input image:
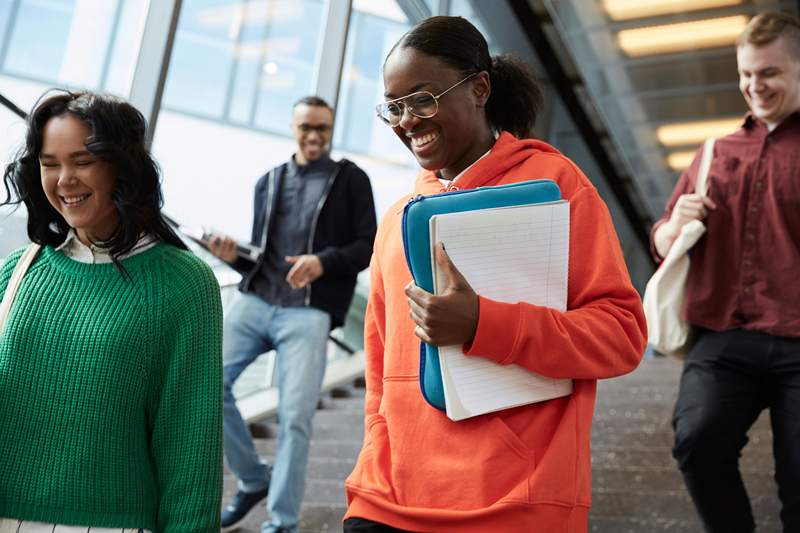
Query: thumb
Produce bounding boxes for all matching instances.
[285,255,299,264]
[435,243,467,288]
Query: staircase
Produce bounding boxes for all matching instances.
[222,356,782,532]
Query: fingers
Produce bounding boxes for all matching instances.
[207,235,236,262]
[285,255,322,289]
[672,193,716,225]
[286,262,306,289]
[701,196,718,210]
[414,325,432,343]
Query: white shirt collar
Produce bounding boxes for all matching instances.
[437,148,492,189]
[56,230,157,264]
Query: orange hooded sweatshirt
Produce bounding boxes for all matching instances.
[345,132,647,532]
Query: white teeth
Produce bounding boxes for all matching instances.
[410,132,438,148]
[62,194,90,205]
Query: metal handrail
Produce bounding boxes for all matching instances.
[0,92,26,119]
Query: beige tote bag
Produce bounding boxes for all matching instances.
[643,138,714,357]
[0,243,41,333]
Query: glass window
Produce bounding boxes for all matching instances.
[161,0,239,118]
[0,0,148,178]
[1,0,147,93]
[0,0,14,49]
[4,0,76,81]
[152,0,326,240]
[333,0,418,217]
[103,0,149,96]
[162,0,324,130]
[252,0,323,130]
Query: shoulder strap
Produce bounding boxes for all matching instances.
[0,243,42,333]
[695,138,715,197]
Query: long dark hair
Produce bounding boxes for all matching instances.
[1,90,187,272]
[388,16,543,139]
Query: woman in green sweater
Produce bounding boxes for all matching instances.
[0,91,223,532]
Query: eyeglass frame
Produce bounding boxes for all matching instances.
[375,72,478,127]
[295,123,332,134]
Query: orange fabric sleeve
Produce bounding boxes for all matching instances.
[464,186,647,379]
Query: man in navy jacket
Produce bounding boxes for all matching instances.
[209,96,376,533]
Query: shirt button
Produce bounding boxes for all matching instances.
[743,286,752,294]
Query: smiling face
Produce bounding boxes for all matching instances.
[39,113,119,245]
[737,37,800,127]
[382,46,493,180]
[292,103,334,165]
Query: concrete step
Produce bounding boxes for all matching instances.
[222,357,784,532]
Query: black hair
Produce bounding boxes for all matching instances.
[293,95,333,111]
[388,16,543,139]
[1,89,187,274]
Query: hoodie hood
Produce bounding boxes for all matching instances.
[413,131,563,195]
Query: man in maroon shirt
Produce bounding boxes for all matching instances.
[651,12,800,533]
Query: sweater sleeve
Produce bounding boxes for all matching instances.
[464,185,647,380]
[148,256,223,533]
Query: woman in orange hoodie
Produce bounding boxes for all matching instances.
[344,16,647,533]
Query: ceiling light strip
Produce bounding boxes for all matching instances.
[657,117,742,146]
[617,15,749,56]
[603,0,743,21]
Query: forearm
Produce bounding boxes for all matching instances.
[465,296,646,380]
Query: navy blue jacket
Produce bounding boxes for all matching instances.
[232,158,376,328]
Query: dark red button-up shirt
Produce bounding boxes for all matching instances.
[651,112,800,338]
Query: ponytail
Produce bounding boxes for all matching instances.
[487,54,542,138]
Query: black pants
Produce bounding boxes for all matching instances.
[343,517,415,532]
[672,329,800,533]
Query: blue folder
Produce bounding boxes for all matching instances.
[401,179,562,411]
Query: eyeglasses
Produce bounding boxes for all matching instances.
[296,123,332,133]
[375,73,477,127]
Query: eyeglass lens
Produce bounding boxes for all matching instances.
[380,92,437,126]
[298,124,332,133]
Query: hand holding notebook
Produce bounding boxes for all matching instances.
[429,201,573,421]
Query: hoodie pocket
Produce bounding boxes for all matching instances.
[386,390,538,510]
[349,413,398,503]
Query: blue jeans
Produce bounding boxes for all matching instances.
[222,292,330,532]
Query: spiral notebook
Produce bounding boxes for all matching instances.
[430,200,573,421]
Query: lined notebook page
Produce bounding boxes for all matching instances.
[431,201,573,421]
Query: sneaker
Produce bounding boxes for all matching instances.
[221,486,269,532]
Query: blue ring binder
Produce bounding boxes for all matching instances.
[401,179,562,411]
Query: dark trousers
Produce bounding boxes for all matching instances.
[343,517,415,532]
[672,329,800,533]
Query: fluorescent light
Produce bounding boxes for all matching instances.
[656,117,742,146]
[617,15,748,56]
[603,0,743,21]
[666,149,697,170]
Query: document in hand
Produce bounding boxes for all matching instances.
[430,201,573,421]
[163,214,261,264]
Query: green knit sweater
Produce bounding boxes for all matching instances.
[0,243,223,532]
